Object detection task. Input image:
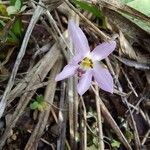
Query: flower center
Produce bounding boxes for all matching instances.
[80,57,93,70]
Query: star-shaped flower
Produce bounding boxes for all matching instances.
[55,20,116,95]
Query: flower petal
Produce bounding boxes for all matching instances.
[68,20,90,56]
[77,70,92,95]
[93,63,113,93]
[55,64,79,81]
[70,54,84,65]
[90,41,116,61]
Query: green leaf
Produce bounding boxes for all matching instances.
[30,95,48,111]
[36,102,48,111]
[120,0,150,33]
[74,0,107,28]
[7,6,17,15]
[0,4,8,16]
[30,101,39,110]
[120,0,134,4]
[111,139,121,148]
[74,0,103,18]
[9,0,16,5]
[127,0,150,17]
[92,137,98,147]
[41,101,48,109]
[15,0,21,11]
[0,20,18,43]
[37,104,44,111]
[0,20,5,28]
[121,13,150,33]
[20,5,27,13]
[36,95,44,103]
[125,129,134,143]
[8,30,19,43]
[11,18,22,38]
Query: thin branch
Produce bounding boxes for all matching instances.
[57,82,67,150]
[80,96,87,150]
[95,85,104,150]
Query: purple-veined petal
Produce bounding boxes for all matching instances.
[93,63,113,93]
[68,20,90,57]
[55,64,79,81]
[77,70,92,95]
[90,41,116,61]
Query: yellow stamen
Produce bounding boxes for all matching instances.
[80,57,93,70]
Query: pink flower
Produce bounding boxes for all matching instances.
[55,20,116,95]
